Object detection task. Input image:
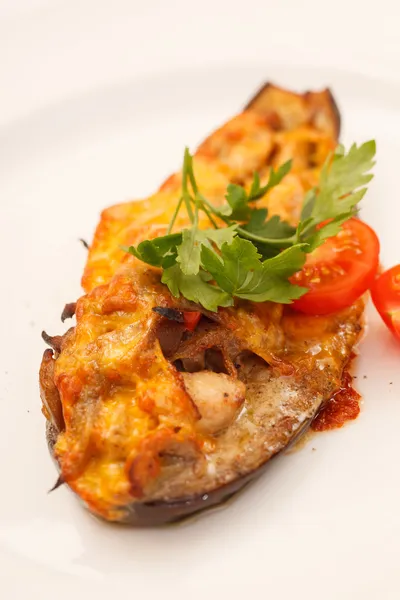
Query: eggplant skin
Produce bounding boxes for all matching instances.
[45,422,240,525]
[46,419,311,526]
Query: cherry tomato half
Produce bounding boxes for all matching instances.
[183,311,201,331]
[371,264,400,339]
[291,218,380,315]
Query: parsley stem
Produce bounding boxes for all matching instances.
[182,148,191,196]
[193,196,199,230]
[185,195,219,229]
[196,194,219,229]
[185,149,231,229]
[183,150,218,229]
[184,194,195,222]
[236,226,296,248]
[182,148,195,223]
[198,195,225,219]
[200,204,219,229]
[187,183,294,246]
[187,161,199,195]
[166,196,184,234]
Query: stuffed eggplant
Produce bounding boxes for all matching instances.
[39,83,369,525]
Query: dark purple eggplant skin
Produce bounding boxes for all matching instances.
[321,88,342,138]
[46,417,312,526]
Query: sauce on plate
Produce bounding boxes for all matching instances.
[311,369,361,431]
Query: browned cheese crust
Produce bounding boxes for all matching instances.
[39,83,364,525]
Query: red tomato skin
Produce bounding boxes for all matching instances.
[292,219,380,315]
[371,264,400,339]
[183,311,201,331]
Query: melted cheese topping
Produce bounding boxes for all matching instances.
[46,85,346,520]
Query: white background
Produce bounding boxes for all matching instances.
[2,0,400,126]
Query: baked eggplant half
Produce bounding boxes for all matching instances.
[40,83,363,525]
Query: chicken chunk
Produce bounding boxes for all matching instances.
[182,371,245,434]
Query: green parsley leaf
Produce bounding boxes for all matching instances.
[308,140,375,224]
[223,160,292,220]
[198,225,237,248]
[242,208,296,240]
[236,246,308,303]
[126,232,182,267]
[248,160,292,201]
[297,140,376,250]
[161,251,178,269]
[123,141,376,312]
[176,226,237,275]
[224,184,251,220]
[302,210,361,253]
[201,238,307,303]
[334,143,345,157]
[299,188,317,221]
[201,238,262,294]
[161,265,233,311]
[176,228,201,275]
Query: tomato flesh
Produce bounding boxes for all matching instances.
[291,218,380,315]
[371,264,400,340]
[183,311,201,331]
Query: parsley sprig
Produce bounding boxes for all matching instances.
[125,141,376,311]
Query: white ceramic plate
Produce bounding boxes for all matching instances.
[1,5,400,599]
